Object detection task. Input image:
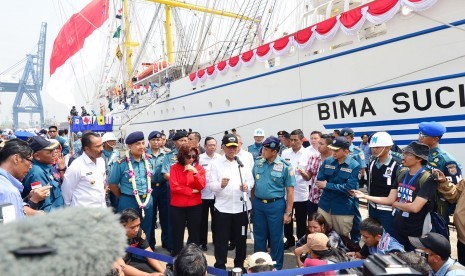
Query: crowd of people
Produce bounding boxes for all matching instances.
[1,121,465,275]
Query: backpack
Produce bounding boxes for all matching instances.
[396,168,450,239]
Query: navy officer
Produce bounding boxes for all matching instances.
[316,136,360,239]
[108,131,155,244]
[146,130,170,250]
[418,121,463,223]
[22,136,64,212]
[252,136,296,270]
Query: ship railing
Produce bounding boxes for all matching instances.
[302,0,372,27]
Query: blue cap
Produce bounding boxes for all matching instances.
[125,131,145,145]
[148,131,162,140]
[419,122,446,137]
[340,127,354,137]
[262,136,280,150]
[327,136,350,150]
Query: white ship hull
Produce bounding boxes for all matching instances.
[110,0,465,163]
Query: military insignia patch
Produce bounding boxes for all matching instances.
[434,158,439,163]
[446,163,458,176]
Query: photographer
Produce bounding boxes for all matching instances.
[209,134,254,271]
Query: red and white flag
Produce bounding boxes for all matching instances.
[46,0,110,108]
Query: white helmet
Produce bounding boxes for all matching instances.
[102,132,117,143]
[253,128,265,137]
[369,131,393,147]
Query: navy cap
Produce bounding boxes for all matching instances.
[262,136,280,150]
[29,136,59,152]
[327,136,350,150]
[125,131,144,145]
[409,232,451,260]
[222,134,238,147]
[419,121,446,137]
[172,131,188,141]
[340,128,354,137]
[148,131,162,140]
[403,141,429,160]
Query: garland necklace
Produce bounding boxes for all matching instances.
[126,150,153,217]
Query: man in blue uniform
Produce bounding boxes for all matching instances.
[146,130,170,250]
[317,136,360,239]
[161,131,188,181]
[247,128,265,159]
[418,121,463,224]
[252,136,295,270]
[102,132,120,209]
[22,136,64,212]
[108,131,155,244]
[48,126,69,156]
[159,130,188,252]
[341,127,365,243]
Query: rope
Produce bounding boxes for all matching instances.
[125,246,364,276]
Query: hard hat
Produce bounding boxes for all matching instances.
[253,128,265,137]
[369,131,393,147]
[102,132,117,143]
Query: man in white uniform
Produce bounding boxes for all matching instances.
[62,132,107,207]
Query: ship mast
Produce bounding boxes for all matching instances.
[143,0,256,64]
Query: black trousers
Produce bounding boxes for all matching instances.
[458,240,465,265]
[284,201,309,243]
[213,209,248,269]
[170,204,202,256]
[200,198,215,245]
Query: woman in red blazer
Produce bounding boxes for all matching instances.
[169,144,206,256]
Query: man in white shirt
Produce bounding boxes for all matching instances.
[62,132,107,207]
[281,129,312,249]
[210,134,254,271]
[235,134,254,174]
[198,137,220,251]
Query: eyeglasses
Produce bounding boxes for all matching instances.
[20,155,33,164]
[402,152,415,157]
[185,154,197,159]
[418,132,429,139]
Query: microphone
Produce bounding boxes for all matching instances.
[234,156,244,167]
[0,207,127,275]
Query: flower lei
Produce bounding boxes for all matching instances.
[126,150,153,218]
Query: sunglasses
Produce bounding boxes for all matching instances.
[185,154,197,159]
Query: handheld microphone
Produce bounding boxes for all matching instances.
[234,156,244,167]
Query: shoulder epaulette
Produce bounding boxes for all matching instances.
[116,156,127,164]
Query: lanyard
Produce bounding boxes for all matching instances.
[400,168,423,203]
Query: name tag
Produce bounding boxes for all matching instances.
[340,168,352,173]
[202,164,208,167]
[325,165,336,170]
[86,172,93,176]
[273,163,283,172]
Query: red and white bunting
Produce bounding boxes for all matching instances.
[402,0,437,11]
[189,0,438,85]
[241,50,256,67]
[272,36,293,56]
